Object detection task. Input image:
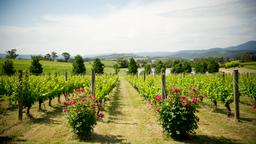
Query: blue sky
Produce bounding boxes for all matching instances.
[0,0,255,55]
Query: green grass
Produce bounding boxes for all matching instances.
[240,61,256,70]
[0,59,115,75]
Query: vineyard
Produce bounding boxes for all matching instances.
[127,73,256,113]
[0,71,256,143]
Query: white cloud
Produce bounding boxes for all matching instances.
[0,0,255,55]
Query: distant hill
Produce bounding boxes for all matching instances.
[0,54,32,59]
[134,40,256,59]
[1,40,255,59]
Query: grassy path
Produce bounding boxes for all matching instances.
[91,77,171,144]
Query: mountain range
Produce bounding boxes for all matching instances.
[1,41,256,59]
[94,40,256,59]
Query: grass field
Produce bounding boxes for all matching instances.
[0,77,255,143]
[0,59,116,75]
[241,61,256,70]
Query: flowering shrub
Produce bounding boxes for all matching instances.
[252,104,256,110]
[63,87,103,137]
[156,87,200,139]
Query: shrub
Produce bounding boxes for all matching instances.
[113,63,120,75]
[194,62,207,73]
[225,61,239,68]
[207,60,219,73]
[64,88,103,138]
[128,58,138,75]
[30,56,43,75]
[73,55,86,74]
[144,64,151,74]
[92,58,104,74]
[2,60,15,75]
[155,60,166,74]
[155,87,200,139]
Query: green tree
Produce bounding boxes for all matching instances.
[44,53,51,61]
[113,63,120,75]
[30,56,43,75]
[183,62,192,73]
[155,60,166,74]
[51,51,58,61]
[117,58,128,68]
[62,52,71,62]
[6,49,18,59]
[144,64,151,74]
[92,58,104,74]
[171,63,183,73]
[73,55,86,74]
[194,61,207,73]
[207,60,219,73]
[128,58,138,75]
[2,60,15,75]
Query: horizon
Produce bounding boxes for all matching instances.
[0,40,255,57]
[0,0,256,55]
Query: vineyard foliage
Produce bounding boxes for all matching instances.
[0,73,118,114]
[126,73,256,107]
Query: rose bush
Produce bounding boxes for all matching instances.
[63,87,103,137]
[155,87,201,139]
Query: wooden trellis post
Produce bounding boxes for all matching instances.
[233,70,240,120]
[18,70,23,121]
[143,71,146,82]
[91,69,95,96]
[161,71,166,99]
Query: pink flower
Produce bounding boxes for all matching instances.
[155,95,162,101]
[63,100,68,105]
[79,87,85,93]
[156,108,160,113]
[69,100,76,105]
[191,87,198,93]
[252,104,256,110]
[191,97,197,103]
[186,103,191,108]
[199,94,205,99]
[90,95,96,100]
[181,99,187,105]
[181,95,187,99]
[90,103,94,107]
[97,113,104,118]
[81,97,87,102]
[63,108,68,113]
[170,87,181,94]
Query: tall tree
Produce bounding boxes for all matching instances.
[44,53,51,61]
[73,55,86,74]
[92,58,104,74]
[155,60,166,74]
[51,51,58,61]
[171,63,183,73]
[128,58,138,75]
[2,60,15,75]
[183,62,192,73]
[144,64,151,74]
[62,52,71,62]
[194,61,207,73]
[30,56,43,75]
[6,49,18,59]
[113,63,120,75]
[117,57,128,68]
[207,60,219,73]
